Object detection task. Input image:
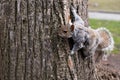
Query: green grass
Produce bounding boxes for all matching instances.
[88,0,120,12]
[89,19,120,54]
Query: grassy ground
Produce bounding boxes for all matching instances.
[88,0,120,12]
[89,19,120,54]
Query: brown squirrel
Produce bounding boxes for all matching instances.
[58,6,114,60]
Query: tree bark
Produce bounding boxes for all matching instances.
[0,0,100,80]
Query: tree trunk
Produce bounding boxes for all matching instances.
[0,0,99,80]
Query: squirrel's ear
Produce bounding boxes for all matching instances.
[70,25,74,32]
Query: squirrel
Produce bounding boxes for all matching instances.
[58,6,114,60]
[58,6,100,57]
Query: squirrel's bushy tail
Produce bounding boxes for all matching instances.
[96,27,114,60]
[97,27,114,60]
[97,27,114,52]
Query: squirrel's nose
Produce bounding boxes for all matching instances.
[63,31,67,33]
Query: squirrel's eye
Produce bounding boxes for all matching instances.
[59,26,61,28]
[63,31,67,33]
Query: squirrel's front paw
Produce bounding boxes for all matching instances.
[70,51,74,55]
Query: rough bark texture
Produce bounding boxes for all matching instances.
[0,0,88,80]
[1,0,88,80]
[1,0,119,80]
[95,63,120,80]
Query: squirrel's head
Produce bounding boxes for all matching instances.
[58,24,74,38]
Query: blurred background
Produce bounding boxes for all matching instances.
[88,0,120,54]
[89,0,120,12]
